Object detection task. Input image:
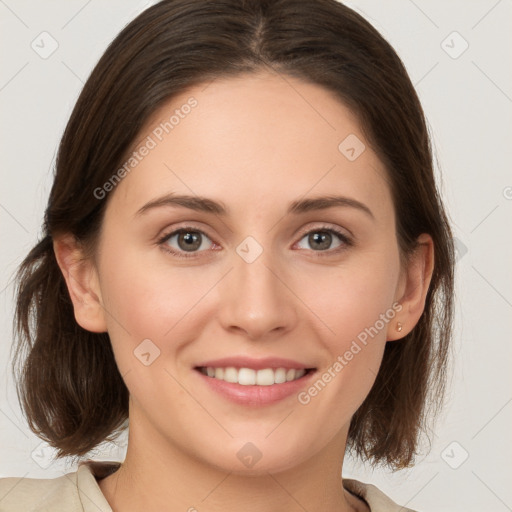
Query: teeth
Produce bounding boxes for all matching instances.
[293,369,306,380]
[223,367,238,383]
[274,368,287,383]
[286,368,296,382]
[200,366,308,385]
[238,367,256,385]
[256,368,274,386]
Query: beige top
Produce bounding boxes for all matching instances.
[0,460,418,511]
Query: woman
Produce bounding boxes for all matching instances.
[0,0,454,511]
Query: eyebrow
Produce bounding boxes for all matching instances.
[135,193,374,219]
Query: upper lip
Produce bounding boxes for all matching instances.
[195,356,316,371]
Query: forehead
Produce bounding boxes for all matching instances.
[110,71,393,222]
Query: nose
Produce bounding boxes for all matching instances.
[216,246,299,341]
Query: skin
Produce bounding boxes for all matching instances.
[54,70,434,512]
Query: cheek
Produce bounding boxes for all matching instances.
[97,242,216,365]
[294,252,401,346]
[291,250,400,407]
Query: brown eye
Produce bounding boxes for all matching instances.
[177,231,203,252]
[308,231,333,251]
[159,228,214,256]
[296,228,349,252]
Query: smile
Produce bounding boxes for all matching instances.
[197,366,311,385]
[193,356,317,405]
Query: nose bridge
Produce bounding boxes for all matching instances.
[217,238,297,339]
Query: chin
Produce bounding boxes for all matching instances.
[196,437,308,476]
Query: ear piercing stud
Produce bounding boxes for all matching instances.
[396,322,403,332]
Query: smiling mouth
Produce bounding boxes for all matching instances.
[195,366,316,386]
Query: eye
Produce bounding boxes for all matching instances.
[295,226,352,255]
[158,228,216,258]
[157,225,353,259]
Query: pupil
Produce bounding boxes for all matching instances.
[310,232,331,250]
[179,232,201,251]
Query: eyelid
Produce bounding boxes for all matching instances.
[156,221,215,243]
[294,222,352,241]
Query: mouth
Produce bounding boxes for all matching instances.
[195,366,316,386]
[192,357,318,406]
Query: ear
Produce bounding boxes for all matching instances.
[53,234,107,333]
[387,233,434,341]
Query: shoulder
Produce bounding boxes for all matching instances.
[343,478,419,512]
[0,470,82,511]
[0,461,117,512]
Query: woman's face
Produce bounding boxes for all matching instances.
[90,71,407,474]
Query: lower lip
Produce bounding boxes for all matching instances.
[194,369,316,406]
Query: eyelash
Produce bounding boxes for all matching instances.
[157,225,353,259]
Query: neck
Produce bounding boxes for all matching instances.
[98,411,367,512]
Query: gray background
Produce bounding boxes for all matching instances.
[1,1,511,510]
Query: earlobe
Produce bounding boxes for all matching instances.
[53,234,108,333]
[388,233,434,341]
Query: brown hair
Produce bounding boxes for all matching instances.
[11,0,454,469]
